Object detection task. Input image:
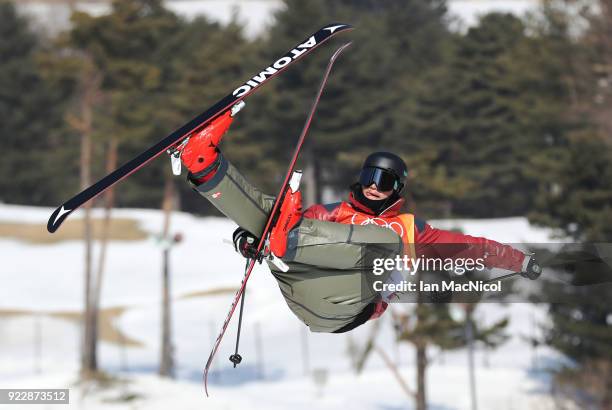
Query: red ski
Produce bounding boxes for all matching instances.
[203,41,352,396]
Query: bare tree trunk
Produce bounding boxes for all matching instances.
[91,137,118,373]
[376,345,415,400]
[159,173,175,377]
[416,343,427,410]
[354,318,381,374]
[67,56,101,379]
[415,270,427,410]
[466,308,478,410]
[80,107,95,377]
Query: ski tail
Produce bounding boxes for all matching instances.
[47,23,353,234]
[47,205,75,233]
[203,41,352,397]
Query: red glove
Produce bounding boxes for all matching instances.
[181,110,235,183]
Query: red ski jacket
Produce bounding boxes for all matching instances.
[304,193,527,320]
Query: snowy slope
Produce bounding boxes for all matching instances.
[0,204,563,409]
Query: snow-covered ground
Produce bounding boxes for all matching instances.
[0,204,565,409]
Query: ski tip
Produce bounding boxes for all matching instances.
[47,205,72,233]
[321,23,353,34]
[329,41,353,62]
[338,41,353,52]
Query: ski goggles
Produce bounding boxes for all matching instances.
[359,167,400,191]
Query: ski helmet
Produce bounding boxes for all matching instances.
[358,151,407,193]
[350,151,408,216]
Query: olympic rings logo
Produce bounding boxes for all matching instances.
[350,214,404,237]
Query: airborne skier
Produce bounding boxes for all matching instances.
[42,22,543,394]
[177,105,543,334]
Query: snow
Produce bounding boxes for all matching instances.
[168,0,280,38]
[0,203,565,409]
[17,1,281,39]
[429,216,565,244]
[448,0,540,32]
[17,0,542,40]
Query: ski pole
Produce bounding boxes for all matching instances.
[229,259,250,367]
[484,271,522,284]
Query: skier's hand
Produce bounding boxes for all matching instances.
[521,254,542,280]
[232,227,259,259]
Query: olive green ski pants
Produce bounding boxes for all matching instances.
[190,154,402,332]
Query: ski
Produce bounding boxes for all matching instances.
[47,23,353,233]
[203,41,352,396]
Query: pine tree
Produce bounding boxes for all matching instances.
[0,2,77,205]
[407,13,569,218]
[529,1,612,242]
[240,0,452,206]
[530,2,612,407]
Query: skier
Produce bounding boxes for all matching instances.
[178,106,542,333]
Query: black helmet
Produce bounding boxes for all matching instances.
[350,151,408,216]
[358,152,408,193]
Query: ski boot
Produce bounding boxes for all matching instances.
[230,172,302,272]
[269,171,303,258]
[168,101,245,182]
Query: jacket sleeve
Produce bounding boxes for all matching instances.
[414,218,526,272]
[303,203,341,222]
